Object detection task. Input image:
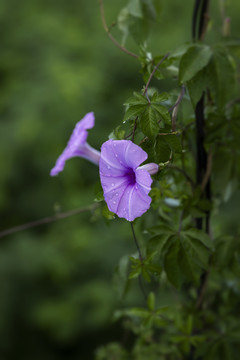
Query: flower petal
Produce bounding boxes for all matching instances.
[100,140,129,172]
[50,112,96,176]
[116,184,151,221]
[102,177,129,214]
[67,112,95,152]
[135,168,152,194]
[107,139,148,169]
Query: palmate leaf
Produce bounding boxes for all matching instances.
[158,231,212,288]
[179,44,213,83]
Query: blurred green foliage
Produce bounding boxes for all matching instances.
[0,0,240,359]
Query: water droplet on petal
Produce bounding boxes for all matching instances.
[113,143,116,147]
[113,200,116,204]
[116,193,119,196]
[111,183,115,187]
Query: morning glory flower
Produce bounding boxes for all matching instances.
[99,139,159,221]
[50,112,100,176]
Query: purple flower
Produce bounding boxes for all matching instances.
[50,112,100,176]
[99,139,158,221]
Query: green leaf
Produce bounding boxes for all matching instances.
[180,234,210,270]
[162,134,182,154]
[147,292,155,311]
[151,103,171,123]
[147,233,172,256]
[209,46,236,111]
[151,91,170,102]
[124,92,148,106]
[123,104,147,122]
[128,268,141,279]
[155,136,171,163]
[164,236,182,288]
[183,229,213,249]
[140,105,159,138]
[179,44,213,83]
[146,264,162,274]
[141,267,151,282]
[178,240,200,283]
[118,0,157,44]
[214,236,235,267]
[141,138,156,163]
[102,205,115,220]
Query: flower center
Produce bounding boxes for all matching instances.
[125,168,136,185]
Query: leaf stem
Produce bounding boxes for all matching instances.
[143,53,170,96]
[130,222,143,261]
[98,0,139,58]
[169,85,186,132]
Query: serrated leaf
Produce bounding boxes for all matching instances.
[141,138,156,163]
[163,134,182,154]
[151,91,170,102]
[180,234,210,270]
[183,229,213,249]
[155,136,171,163]
[147,234,172,256]
[179,44,213,83]
[187,67,208,108]
[124,93,148,106]
[164,236,181,288]
[123,104,147,121]
[178,241,200,284]
[140,105,159,138]
[151,103,171,123]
